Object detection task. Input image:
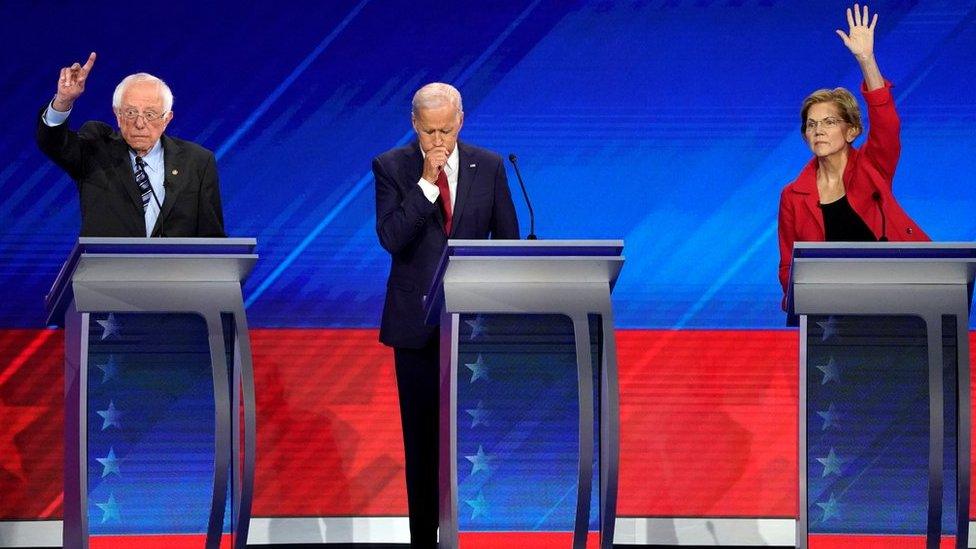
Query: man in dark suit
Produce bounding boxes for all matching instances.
[36,52,225,237]
[373,82,519,547]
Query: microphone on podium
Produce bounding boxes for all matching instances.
[507,153,537,240]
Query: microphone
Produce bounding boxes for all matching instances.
[507,153,537,240]
[872,191,888,242]
[136,156,165,237]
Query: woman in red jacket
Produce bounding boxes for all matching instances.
[778,3,929,302]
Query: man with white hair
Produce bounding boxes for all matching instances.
[373,82,519,547]
[36,52,225,237]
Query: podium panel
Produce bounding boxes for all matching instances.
[452,313,601,535]
[790,243,974,549]
[83,312,232,536]
[429,240,623,549]
[803,315,940,536]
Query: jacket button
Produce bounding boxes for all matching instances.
[907,227,913,235]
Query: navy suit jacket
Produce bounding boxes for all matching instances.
[373,140,519,348]
[36,109,225,237]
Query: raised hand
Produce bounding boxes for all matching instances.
[422,146,449,183]
[836,4,877,60]
[53,52,97,111]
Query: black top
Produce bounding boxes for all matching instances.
[819,194,876,242]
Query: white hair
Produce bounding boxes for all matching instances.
[411,82,463,116]
[112,73,174,113]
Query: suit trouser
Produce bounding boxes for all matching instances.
[394,335,440,548]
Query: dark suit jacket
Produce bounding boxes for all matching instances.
[373,140,519,349]
[36,109,225,237]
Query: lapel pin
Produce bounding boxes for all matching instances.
[469,164,476,168]
[171,169,179,176]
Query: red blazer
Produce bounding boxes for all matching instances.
[777,81,929,298]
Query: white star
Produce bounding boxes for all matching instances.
[465,445,493,475]
[816,316,839,341]
[816,492,841,521]
[95,493,121,523]
[464,491,489,519]
[96,314,122,340]
[817,403,841,430]
[465,355,489,383]
[96,355,120,383]
[816,447,846,477]
[465,401,489,428]
[96,447,121,478]
[816,357,840,385]
[96,401,123,430]
[465,316,486,340]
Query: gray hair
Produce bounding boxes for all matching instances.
[112,73,174,113]
[411,82,463,116]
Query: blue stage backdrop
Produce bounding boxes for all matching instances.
[1,1,974,331]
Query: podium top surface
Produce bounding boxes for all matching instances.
[424,239,625,322]
[790,242,976,285]
[45,237,258,326]
[445,239,624,256]
[793,241,976,260]
[787,242,976,324]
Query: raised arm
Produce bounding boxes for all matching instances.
[835,4,883,91]
[37,52,98,180]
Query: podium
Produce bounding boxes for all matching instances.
[45,237,258,549]
[788,242,976,549]
[424,239,624,549]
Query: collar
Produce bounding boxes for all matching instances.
[790,145,860,195]
[128,139,164,171]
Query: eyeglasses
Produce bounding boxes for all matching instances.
[118,108,168,123]
[805,116,846,132]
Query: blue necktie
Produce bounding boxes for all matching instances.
[134,156,152,211]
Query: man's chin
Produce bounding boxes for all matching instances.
[126,139,152,151]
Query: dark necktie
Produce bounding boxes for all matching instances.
[134,156,152,211]
[435,169,452,235]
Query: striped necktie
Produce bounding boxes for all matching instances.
[134,156,152,211]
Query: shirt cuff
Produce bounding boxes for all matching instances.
[43,101,71,127]
[417,178,440,203]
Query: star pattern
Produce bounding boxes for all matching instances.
[96,314,122,340]
[816,357,840,385]
[95,493,121,523]
[464,491,489,519]
[96,447,122,478]
[816,447,846,477]
[96,401,123,430]
[817,403,841,430]
[96,355,120,384]
[0,397,47,480]
[465,445,493,475]
[816,492,841,521]
[465,401,489,428]
[465,316,486,340]
[816,316,839,341]
[465,354,489,383]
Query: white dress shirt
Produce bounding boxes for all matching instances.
[417,146,459,213]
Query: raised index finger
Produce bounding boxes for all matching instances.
[81,52,97,74]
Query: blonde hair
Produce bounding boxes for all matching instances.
[800,87,862,137]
